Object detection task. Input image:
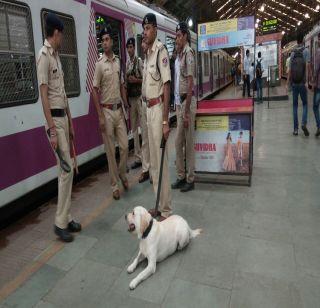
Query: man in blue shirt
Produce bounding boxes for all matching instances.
[287,31,311,136]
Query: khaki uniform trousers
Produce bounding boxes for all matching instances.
[147,102,172,217]
[175,97,196,183]
[129,96,142,163]
[51,116,73,229]
[140,98,150,173]
[102,107,128,192]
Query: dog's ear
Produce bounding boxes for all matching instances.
[139,212,149,236]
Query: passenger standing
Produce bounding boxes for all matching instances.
[139,38,152,183]
[243,49,251,97]
[37,13,81,242]
[126,37,143,170]
[313,32,320,137]
[142,13,172,220]
[287,31,311,136]
[92,27,130,200]
[256,51,264,103]
[171,22,196,192]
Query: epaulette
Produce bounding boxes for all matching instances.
[97,55,103,62]
[40,46,47,56]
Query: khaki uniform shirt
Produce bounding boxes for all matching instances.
[93,53,124,104]
[144,39,171,100]
[179,44,195,94]
[37,39,67,109]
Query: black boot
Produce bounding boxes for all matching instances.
[180,182,195,192]
[171,178,186,189]
[68,221,82,232]
[54,226,74,242]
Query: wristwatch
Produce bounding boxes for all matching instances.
[162,120,168,125]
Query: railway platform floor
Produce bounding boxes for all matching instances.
[1,83,320,307]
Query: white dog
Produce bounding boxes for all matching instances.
[125,206,202,290]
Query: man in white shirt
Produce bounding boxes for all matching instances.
[243,49,251,97]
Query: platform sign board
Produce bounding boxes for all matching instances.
[195,114,251,174]
[262,19,278,34]
[198,16,255,51]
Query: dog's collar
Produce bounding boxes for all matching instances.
[142,219,154,239]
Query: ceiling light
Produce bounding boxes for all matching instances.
[282,31,285,35]
[316,5,320,11]
[297,21,302,25]
[188,18,193,28]
[260,4,265,12]
[256,18,260,23]
[255,23,258,28]
[305,13,310,18]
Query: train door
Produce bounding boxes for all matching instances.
[209,51,214,92]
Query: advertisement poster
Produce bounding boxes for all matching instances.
[195,114,251,174]
[198,16,255,51]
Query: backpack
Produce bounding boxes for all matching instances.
[291,48,306,84]
[256,59,262,78]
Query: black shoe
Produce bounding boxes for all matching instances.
[301,125,309,137]
[293,130,298,136]
[139,171,150,183]
[171,178,186,189]
[131,161,142,169]
[315,128,320,137]
[68,221,82,232]
[180,182,195,192]
[54,225,74,242]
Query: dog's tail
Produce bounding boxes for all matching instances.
[189,228,203,239]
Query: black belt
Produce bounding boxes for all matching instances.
[51,109,66,117]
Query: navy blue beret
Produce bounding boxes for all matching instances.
[126,37,135,47]
[46,13,64,32]
[142,13,157,28]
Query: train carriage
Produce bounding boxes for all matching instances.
[0,0,233,213]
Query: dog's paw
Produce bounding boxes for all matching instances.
[129,279,138,290]
[127,264,136,274]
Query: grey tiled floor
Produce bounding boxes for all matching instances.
[2,91,320,307]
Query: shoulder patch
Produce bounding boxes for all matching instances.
[40,46,47,56]
[162,57,168,66]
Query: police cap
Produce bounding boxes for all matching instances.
[142,13,157,28]
[46,13,64,32]
[176,22,189,35]
[99,26,113,40]
[126,37,135,47]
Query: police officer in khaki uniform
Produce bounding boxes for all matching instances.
[139,38,152,183]
[92,27,129,200]
[126,37,143,170]
[143,13,172,220]
[171,22,196,192]
[37,13,81,242]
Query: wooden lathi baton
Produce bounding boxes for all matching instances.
[70,139,79,175]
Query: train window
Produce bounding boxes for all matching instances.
[165,36,175,57]
[41,10,80,98]
[136,34,144,60]
[204,53,209,76]
[0,0,38,108]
